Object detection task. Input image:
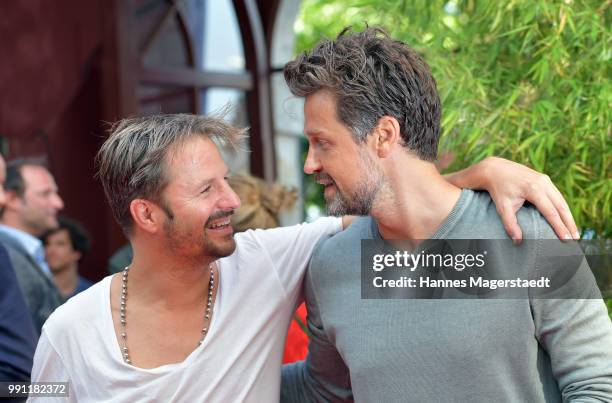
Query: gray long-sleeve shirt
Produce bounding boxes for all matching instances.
[282,189,612,402]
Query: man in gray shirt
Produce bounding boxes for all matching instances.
[0,159,64,333]
[281,28,612,402]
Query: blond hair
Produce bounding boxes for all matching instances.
[96,113,246,235]
[228,174,297,232]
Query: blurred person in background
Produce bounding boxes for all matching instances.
[42,216,93,299]
[107,243,133,275]
[228,174,298,232]
[0,153,38,392]
[0,158,64,333]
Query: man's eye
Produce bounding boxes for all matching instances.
[201,186,211,194]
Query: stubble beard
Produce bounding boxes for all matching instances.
[325,150,384,217]
[202,228,236,258]
[163,212,237,261]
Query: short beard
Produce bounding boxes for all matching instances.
[202,210,237,258]
[201,230,236,258]
[161,201,236,260]
[325,150,383,217]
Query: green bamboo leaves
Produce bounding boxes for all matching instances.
[297,0,610,316]
[296,0,611,239]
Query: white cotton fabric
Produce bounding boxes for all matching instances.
[29,217,342,403]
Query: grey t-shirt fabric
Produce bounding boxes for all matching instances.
[281,189,612,402]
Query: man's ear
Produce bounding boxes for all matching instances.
[4,190,24,211]
[129,199,163,234]
[373,116,401,158]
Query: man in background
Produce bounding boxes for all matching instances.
[42,216,93,299]
[0,158,64,333]
[0,153,38,391]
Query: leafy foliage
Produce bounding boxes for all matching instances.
[295,0,611,315]
[296,0,611,238]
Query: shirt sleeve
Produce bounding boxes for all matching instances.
[532,296,612,402]
[241,217,343,298]
[281,238,353,403]
[530,220,612,401]
[27,330,73,403]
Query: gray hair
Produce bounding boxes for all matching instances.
[96,113,246,235]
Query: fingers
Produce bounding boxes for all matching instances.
[527,183,573,241]
[547,183,580,239]
[498,201,523,244]
[481,161,578,242]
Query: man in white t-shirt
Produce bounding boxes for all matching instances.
[28,114,347,402]
[29,113,578,402]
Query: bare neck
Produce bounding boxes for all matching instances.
[373,155,462,241]
[127,238,214,309]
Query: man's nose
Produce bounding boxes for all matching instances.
[52,193,64,210]
[303,146,321,175]
[220,181,241,211]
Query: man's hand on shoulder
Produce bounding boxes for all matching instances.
[445,156,579,242]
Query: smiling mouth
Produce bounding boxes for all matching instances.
[207,217,232,230]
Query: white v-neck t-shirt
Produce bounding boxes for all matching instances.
[29,218,342,403]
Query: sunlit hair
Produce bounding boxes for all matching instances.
[96,112,247,235]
